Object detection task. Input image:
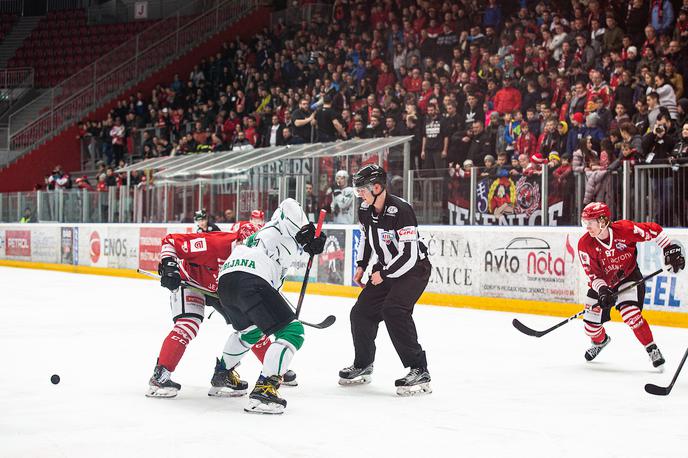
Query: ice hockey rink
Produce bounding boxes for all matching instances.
[2,267,688,458]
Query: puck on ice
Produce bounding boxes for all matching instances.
[51,374,60,385]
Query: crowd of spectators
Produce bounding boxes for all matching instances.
[71,0,688,224]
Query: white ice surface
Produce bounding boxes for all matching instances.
[1,266,688,458]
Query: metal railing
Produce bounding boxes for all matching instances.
[0,0,21,13]
[6,0,258,155]
[0,67,33,88]
[408,160,676,226]
[3,163,684,227]
[270,3,331,28]
[634,163,688,228]
[0,0,86,14]
[0,67,34,118]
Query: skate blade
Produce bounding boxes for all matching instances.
[396,383,432,397]
[145,387,178,398]
[282,379,298,387]
[207,386,247,397]
[243,398,285,415]
[338,374,371,386]
[655,363,665,373]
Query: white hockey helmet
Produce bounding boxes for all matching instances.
[272,198,309,237]
[335,169,349,187]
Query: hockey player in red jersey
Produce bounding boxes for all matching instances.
[577,202,685,369]
[249,209,265,228]
[147,222,297,398]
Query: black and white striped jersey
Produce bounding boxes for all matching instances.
[356,193,429,279]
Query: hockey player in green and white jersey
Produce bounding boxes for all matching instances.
[215,198,326,414]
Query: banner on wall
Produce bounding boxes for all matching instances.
[285,252,317,283]
[636,236,687,312]
[317,229,346,285]
[60,227,78,265]
[33,226,60,263]
[139,227,168,271]
[104,227,139,269]
[134,1,148,19]
[448,174,572,226]
[423,229,476,296]
[5,230,31,257]
[480,232,578,303]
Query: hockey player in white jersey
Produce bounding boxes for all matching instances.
[215,198,326,414]
[331,170,356,224]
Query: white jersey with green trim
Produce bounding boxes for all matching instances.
[218,198,308,289]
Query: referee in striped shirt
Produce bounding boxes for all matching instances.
[339,164,433,395]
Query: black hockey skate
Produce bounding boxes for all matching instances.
[244,375,286,415]
[646,343,666,372]
[585,335,611,361]
[208,358,248,397]
[395,367,432,396]
[146,364,181,398]
[282,369,298,387]
[338,363,373,385]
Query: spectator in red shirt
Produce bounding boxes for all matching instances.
[515,122,538,158]
[376,62,396,95]
[493,77,522,115]
[403,67,423,94]
[75,175,95,191]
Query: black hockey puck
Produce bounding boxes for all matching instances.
[51,374,60,385]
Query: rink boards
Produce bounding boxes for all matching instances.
[0,223,686,327]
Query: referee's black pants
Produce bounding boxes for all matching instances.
[350,258,431,369]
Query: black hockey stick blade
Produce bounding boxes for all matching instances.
[644,383,671,396]
[644,347,688,396]
[512,312,583,338]
[512,318,548,337]
[301,314,336,329]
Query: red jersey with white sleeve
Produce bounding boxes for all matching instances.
[577,220,670,292]
[160,221,255,293]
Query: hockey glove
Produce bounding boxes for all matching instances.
[304,233,326,256]
[664,244,685,273]
[597,285,616,310]
[295,222,315,246]
[158,257,181,291]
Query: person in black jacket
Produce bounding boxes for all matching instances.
[421,103,449,175]
[194,209,221,233]
[641,113,679,225]
[466,120,495,163]
[338,164,432,396]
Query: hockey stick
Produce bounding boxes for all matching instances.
[294,209,327,319]
[645,347,688,396]
[512,268,664,338]
[136,268,335,329]
[279,290,336,329]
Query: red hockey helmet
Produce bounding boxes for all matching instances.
[250,209,265,228]
[581,202,611,220]
[237,222,257,243]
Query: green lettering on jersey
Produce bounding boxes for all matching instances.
[222,258,256,270]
